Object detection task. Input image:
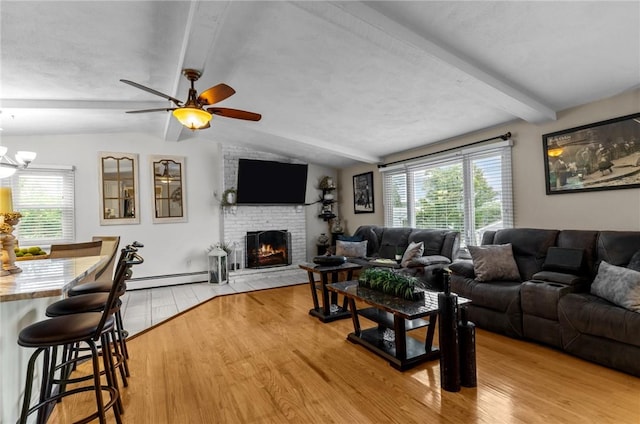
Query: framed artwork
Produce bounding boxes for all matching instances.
[150,155,187,223]
[543,112,640,195]
[353,171,374,213]
[98,152,140,225]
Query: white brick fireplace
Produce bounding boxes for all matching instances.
[221,146,307,274]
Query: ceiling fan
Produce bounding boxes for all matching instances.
[120,69,261,130]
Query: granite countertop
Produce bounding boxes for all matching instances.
[0,255,106,302]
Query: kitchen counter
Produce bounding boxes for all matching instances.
[0,255,107,423]
[0,255,106,302]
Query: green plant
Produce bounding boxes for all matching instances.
[358,268,422,301]
[319,176,334,190]
[220,188,237,206]
[207,242,233,255]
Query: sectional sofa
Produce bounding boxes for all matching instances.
[449,227,640,377]
[345,225,460,288]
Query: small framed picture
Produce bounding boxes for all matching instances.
[353,171,374,213]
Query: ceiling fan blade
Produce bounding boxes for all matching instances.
[120,79,183,106]
[207,107,261,121]
[125,108,176,114]
[198,84,236,105]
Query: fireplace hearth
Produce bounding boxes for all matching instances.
[245,230,292,269]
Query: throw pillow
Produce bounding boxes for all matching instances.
[335,240,368,258]
[627,249,640,272]
[468,244,521,282]
[591,261,640,312]
[406,255,451,268]
[400,241,424,268]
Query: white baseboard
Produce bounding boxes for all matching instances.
[127,271,208,290]
[126,264,303,290]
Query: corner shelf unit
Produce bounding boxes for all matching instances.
[318,187,337,221]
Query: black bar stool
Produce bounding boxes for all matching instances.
[16,252,137,424]
[46,243,143,385]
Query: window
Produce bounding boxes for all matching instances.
[382,140,513,248]
[4,166,75,246]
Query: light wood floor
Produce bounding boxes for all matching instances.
[52,284,640,423]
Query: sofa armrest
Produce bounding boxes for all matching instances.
[531,270,589,287]
[406,255,451,268]
[448,259,475,278]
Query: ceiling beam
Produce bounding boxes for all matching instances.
[296,1,557,123]
[0,99,169,110]
[163,0,231,142]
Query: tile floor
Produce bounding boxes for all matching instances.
[120,265,306,336]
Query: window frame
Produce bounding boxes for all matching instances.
[381,139,513,248]
[4,165,75,247]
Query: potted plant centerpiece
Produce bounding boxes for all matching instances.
[358,268,424,301]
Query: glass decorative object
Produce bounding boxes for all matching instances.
[331,218,343,233]
[317,233,330,246]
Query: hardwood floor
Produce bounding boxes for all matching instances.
[51,284,640,423]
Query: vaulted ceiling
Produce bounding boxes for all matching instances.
[1,1,638,168]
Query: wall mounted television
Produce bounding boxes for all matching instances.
[236,159,308,205]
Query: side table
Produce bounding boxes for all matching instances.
[299,262,362,322]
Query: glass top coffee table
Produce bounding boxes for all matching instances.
[327,280,471,371]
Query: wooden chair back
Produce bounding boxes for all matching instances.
[49,240,103,259]
[92,236,121,282]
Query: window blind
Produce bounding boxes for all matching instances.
[6,167,75,246]
[381,140,513,247]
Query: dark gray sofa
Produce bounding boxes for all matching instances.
[449,227,640,377]
[347,225,460,288]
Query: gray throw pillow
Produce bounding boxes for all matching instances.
[468,243,521,282]
[335,240,368,258]
[400,241,424,267]
[591,261,640,312]
[627,250,640,272]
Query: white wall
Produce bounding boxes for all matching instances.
[3,132,338,287]
[338,88,640,234]
[4,132,221,288]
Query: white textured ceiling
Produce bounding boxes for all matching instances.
[1,1,639,168]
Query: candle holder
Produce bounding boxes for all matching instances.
[1,212,22,275]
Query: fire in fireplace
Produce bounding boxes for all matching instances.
[245,230,292,269]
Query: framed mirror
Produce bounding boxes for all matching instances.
[150,155,187,223]
[98,152,140,225]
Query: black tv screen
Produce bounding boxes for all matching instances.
[236,159,308,205]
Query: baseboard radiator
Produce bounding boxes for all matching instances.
[127,271,208,290]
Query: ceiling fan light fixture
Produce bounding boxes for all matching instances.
[172,107,212,130]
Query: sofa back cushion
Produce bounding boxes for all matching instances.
[378,227,413,259]
[353,225,382,257]
[490,228,559,281]
[408,229,444,255]
[597,231,640,268]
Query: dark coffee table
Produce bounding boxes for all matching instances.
[327,280,471,371]
[299,262,362,322]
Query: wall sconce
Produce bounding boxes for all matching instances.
[0,147,37,178]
